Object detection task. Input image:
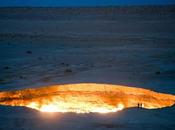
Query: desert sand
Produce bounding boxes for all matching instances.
[0,5,175,130]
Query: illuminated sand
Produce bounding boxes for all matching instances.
[0,83,175,113]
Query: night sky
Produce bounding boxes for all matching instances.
[0,0,175,7]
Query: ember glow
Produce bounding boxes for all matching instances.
[0,83,175,113]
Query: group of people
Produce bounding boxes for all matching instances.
[138,103,143,108]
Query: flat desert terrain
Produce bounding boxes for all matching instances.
[0,6,175,130]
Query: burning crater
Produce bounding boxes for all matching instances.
[0,83,175,113]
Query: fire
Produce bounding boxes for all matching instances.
[0,83,175,113]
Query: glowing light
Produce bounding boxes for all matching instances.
[117,103,124,110]
[0,83,175,113]
[40,104,59,112]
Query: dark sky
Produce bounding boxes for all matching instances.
[0,0,175,7]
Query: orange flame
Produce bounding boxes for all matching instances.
[0,83,175,113]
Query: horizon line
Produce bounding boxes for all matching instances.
[0,3,175,8]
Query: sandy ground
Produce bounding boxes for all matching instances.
[0,6,175,130]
